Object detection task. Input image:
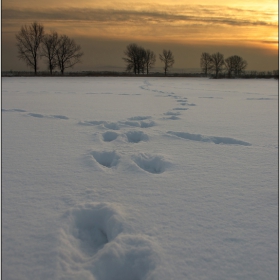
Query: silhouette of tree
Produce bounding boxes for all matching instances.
[211,52,224,78]
[15,22,44,74]
[56,35,83,74]
[233,55,247,76]
[123,43,148,75]
[224,56,235,78]
[159,49,175,76]
[123,43,137,74]
[137,47,146,74]
[41,31,59,75]
[200,52,212,77]
[144,49,156,75]
[225,55,247,77]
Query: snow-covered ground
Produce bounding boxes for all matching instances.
[2,77,278,280]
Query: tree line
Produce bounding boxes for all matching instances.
[200,52,248,78]
[16,23,275,78]
[16,22,83,75]
[123,43,175,76]
[122,44,249,78]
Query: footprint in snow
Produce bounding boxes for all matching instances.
[101,130,148,143]
[102,131,119,142]
[78,120,107,126]
[51,115,69,120]
[78,120,120,130]
[58,203,167,280]
[132,153,172,174]
[27,113,45,118]
[162,111,181,120]
[26,112,69,119]
[167,131,251,146]
[172,108,188,111]
[122,120,156,128]
[164,115,181,120]
[90,150,121,168]
[125,131,149,143]
[2,108,27,112]
[127,116,152,121]
[164,111,181,116]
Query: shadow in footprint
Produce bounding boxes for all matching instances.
[27,113,45,118]
[132,153,171,174]
[128,116,151,121]
[91,151,120,168]
[102,131,119,142]
[2,108,27,112]
[125,131,149,143]
[167,131,251,146]
[51,115,69,120]
[73,213,109,255]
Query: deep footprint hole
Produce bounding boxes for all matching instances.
[71,208,110,255]
[133,154,169,174]
[102,131,119,142]
[91,151,120,168]
[125,131,148,143]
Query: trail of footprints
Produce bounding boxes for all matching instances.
[61,82,251,279]
[83,81,251,174]
[83,82,192,173]
[84,81,198,174]
[84,115,171,174]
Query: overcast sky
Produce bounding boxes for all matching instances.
[2,0,278,72]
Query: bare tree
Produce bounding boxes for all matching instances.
[211,52,224,78]
[225,55,247,77]
[15,22,44,74]
[56,35,83,74]
[41,31,59,75]
[159,49,175,76]
[200,52,212,77]
[224,56,235,78]
[123,43,147,75]
[123,43,138,74]
[144,49,156,75]
[137,47,146,75]
[232,55,247,76]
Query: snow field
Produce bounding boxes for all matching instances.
[2,77,278,280]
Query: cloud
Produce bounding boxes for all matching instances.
[260,40,278,45]
[2,6,277,27]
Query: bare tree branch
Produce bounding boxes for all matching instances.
[159,49,175,76]
[200,52,213,77]
[123,43,147,75]
[225,55,248,77]
[15,22,44,74]
[144,49,156,75]
[41,31,59,75]
[56,35,83,74]
[210,52,224,78]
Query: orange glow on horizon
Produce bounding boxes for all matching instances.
[2,0,278,71]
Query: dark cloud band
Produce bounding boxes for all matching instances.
[2,7,277,27]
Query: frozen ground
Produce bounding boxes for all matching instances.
[2,77,278,280]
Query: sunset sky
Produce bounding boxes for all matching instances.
[2,0,278,72]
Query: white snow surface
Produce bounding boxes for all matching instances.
[2,77,278,280]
